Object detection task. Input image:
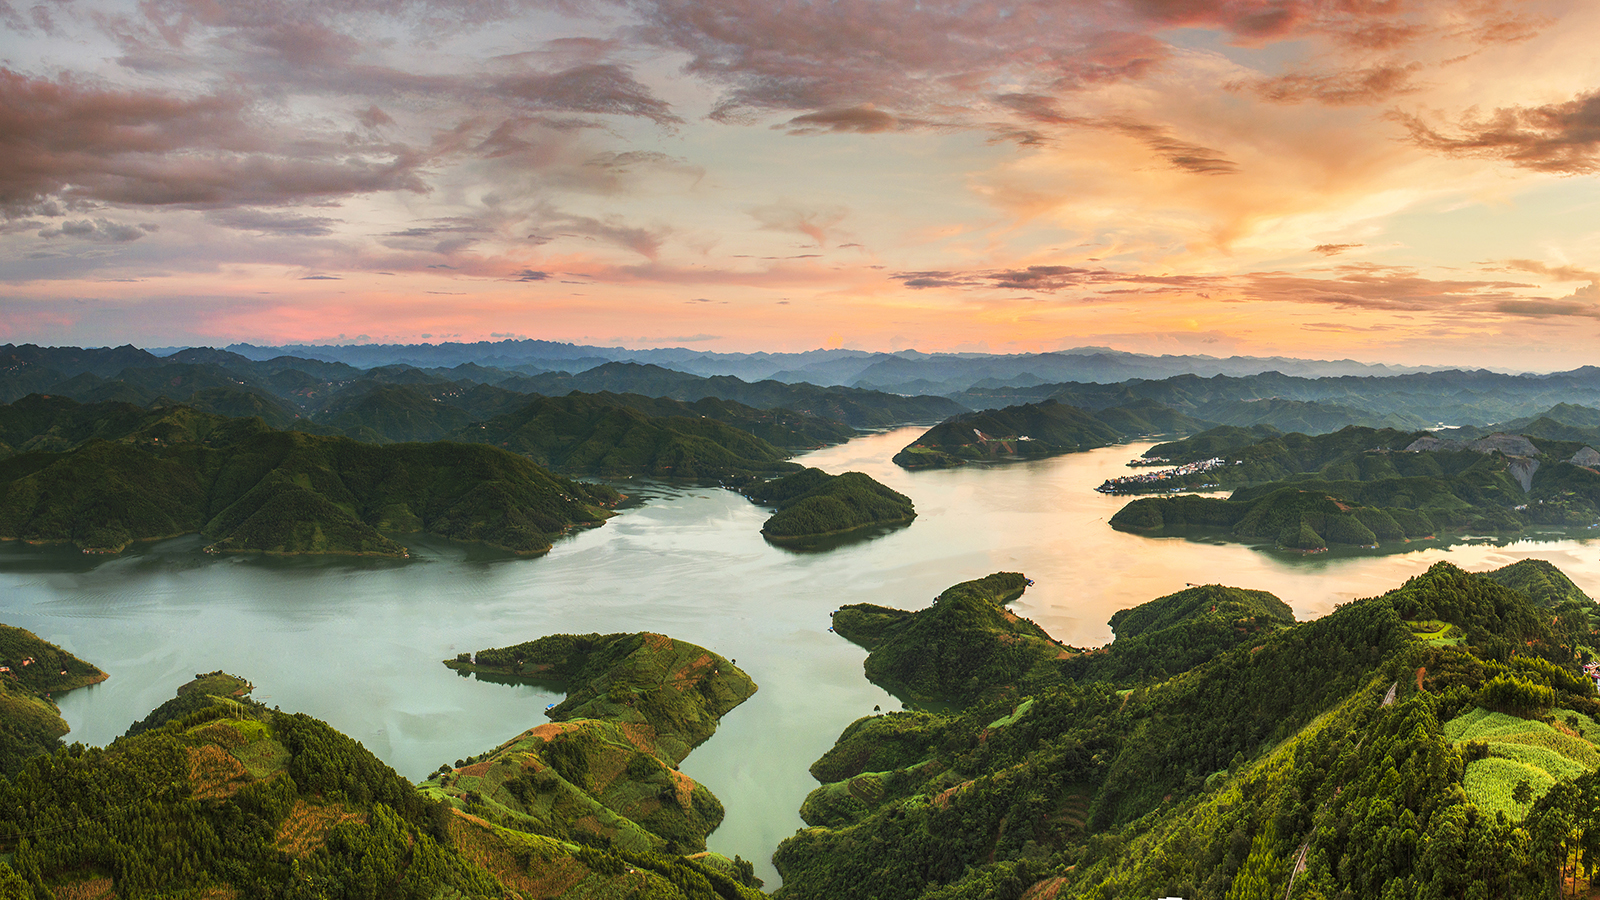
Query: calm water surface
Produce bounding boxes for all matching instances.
[4,427,1600,883]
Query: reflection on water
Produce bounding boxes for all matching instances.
[3,427,1599,884]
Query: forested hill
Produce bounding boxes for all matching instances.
[777,560,1600,900]
[0,624,106,776]
[0,403,619,556]
[503,361,967,428]
[0,665,766,899]
[443,392,809,478]
[743,467,916,543]
[952,366,1600,427]
[893,398,1208,469]
[1109,423,1600,550]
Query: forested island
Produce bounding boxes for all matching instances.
[1106,423,1600,551]
[743,468,916,543]
[893,398,1207,469]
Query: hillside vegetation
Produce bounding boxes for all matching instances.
[1111,423,1600,550]
[831,573,1062,705]
[0,641,767,899]
[447,392,803,478]
[894,398,1207,469]
[0,404,619,556]
[0,624,106,776]
[775,560,1600,900]
[744,468,916,542]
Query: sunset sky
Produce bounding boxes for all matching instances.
[4,0,1600,369]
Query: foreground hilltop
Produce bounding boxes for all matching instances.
[0,632,764,899]
[779,560,1600,900]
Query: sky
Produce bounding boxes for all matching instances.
[4,0,1600,370]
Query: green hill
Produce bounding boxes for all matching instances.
[505,361,966,428]
[1063,584,1296,682]
[0,653,767,899]
[0,624,106,776]
[831,573,1065,705]
[0,427,619,556]
[436,632,764,877]
[1191,397,1433,434]
[776,561,1600,900]
[449,392,802,478]
[1111,486,1449,550]
[894,398,1206,469]
[745,468,916,542]
[314,382,477,443]
[582,391,857,451]
[1111,421,1600,548]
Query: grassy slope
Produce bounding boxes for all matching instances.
[433,632,760,862]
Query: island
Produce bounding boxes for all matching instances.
[1105,423,1600,550]
[893,398,1207,469]
[742,467,916,544]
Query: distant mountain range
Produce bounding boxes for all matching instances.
[194,339,1460,389]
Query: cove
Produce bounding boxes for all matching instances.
[3,426,1599,885]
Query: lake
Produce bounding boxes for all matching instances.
[3,426,1599,884]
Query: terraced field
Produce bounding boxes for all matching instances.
[1444,706,1600,818]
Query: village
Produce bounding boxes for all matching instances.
[1095,457,1232,494]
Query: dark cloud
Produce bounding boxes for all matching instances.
[0,68,428,214]
[1312,243,1363,256]
[781,106,908,134]
[1239,63,1422,106]
[206,208,341,235]
[299,274,340,280]
[1240,265,1533,311]
[894,265,1215,292]
[995,94,1235,171]
[891,261,1569,320]
[356,105,395,129]
[1109,120,1238,175]
[495,64,681,125]
[1329,20,1429,50]
[511,269,550,281]
[36,218,159,242]
[1394,89,1600,174]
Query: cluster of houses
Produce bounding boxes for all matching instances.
[0,656,34,674]
[1095,457,1231,494]
[1585,660,1600,691]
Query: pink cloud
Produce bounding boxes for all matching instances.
[1394,89,1600,173]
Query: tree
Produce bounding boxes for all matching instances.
[1513,779,1533,818]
